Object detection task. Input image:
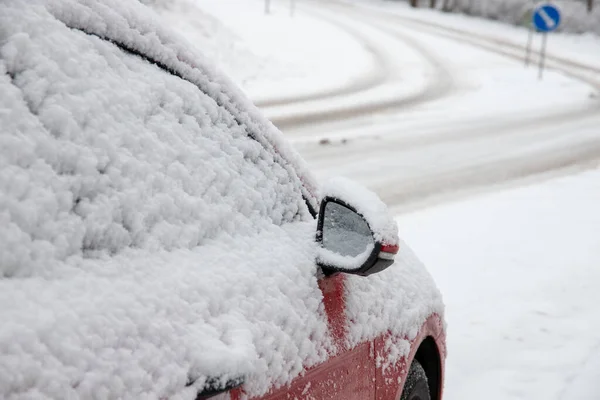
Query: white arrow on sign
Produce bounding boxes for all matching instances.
[538,8,556,29]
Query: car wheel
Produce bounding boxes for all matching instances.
[400,359,430,400]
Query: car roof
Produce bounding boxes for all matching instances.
[56,0,319,207]
[1,0,322,274]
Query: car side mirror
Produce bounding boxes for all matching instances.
[316,178,399,277]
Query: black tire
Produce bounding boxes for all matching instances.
[400,359,430,400]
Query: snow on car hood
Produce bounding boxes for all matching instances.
[0,220,442,399]
[0,221,334,399]
[0,0,444,398]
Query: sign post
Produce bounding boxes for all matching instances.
[525,25,534,67]
[521,9,534,67]
[538,31,548,79]
[290,0,296,17]
[532,3,561,80]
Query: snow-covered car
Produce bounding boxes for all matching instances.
[0,0,445,399]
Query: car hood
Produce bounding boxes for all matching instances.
[0,221,329,398]
[0,219,444,399]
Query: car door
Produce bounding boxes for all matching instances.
[230,273,375,400]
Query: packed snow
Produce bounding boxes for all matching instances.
[0,0,444,398]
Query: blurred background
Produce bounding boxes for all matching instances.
[145,0,599,398]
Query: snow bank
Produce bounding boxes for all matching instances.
[390,0,600,35]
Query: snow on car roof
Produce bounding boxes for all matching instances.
[0,0,444,398]
[55,0,320,210]
[1,0,317,276]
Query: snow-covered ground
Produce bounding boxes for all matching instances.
[398,166,600,400]
[289,1,599,214]
[349,0,600,69]
[374,0,600,35]
[152,0,374,102]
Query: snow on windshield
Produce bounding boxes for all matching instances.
[49,0,320,210]
[0,0,312,278]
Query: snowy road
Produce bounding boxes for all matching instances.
[256,0,600,212]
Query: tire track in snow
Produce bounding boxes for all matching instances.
[254,13,389,109]
[378,9,600,87]
[294,1,600,211]
[262,5,457,131]
[389,14,600,90]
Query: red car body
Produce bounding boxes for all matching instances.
[229,274,446,400]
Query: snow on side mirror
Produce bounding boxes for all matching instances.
[316,177,399,277]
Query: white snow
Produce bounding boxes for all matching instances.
[317,244,375,271]
[142,0,263,89]
[153,0,375,103]
[344,238,444,349]
[350,0,600,69]
[423,0,600,35]
[0,222,334,399]
[0,0,312,276]
[0,0,444,398]
[398,167,600,399]
[145,0,600,398]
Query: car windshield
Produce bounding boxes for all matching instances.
[0,10,306,277]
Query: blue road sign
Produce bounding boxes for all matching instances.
[533,4,561,33]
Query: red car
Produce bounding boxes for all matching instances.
[0,0,445,399]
